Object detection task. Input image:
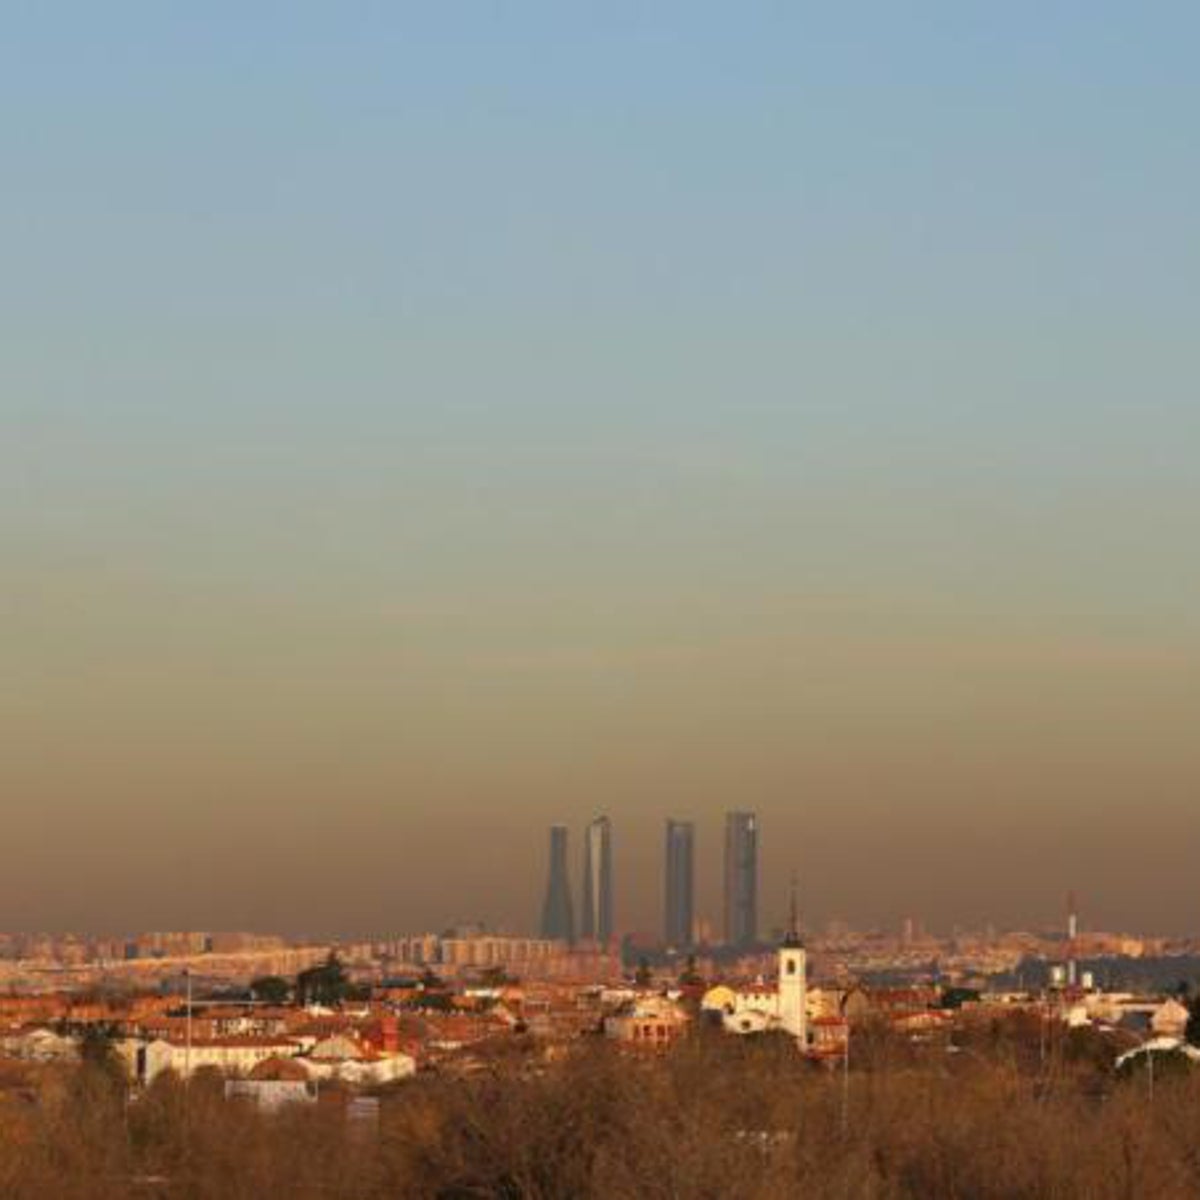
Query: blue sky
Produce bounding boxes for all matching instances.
[2,4,1198,934]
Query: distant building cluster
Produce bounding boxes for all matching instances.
[4,897,1197,1104]
[364,933,599,975]
[2,875,1198,1106]
[538,810,763,952]
[0,930,287,966]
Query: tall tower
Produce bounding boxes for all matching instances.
[778,877,807,1045]
[664,820,695,949]
[540,825,575,942]
[580,816,613,944]
[723,811,759,948]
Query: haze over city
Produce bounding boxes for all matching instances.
[4,4,1199,939]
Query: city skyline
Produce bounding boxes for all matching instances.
[0,867,1176,959]
[0,798,1189,940]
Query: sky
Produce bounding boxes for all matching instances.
[2,3,1198,938]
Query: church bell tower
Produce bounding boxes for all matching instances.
[778,876,807,1046]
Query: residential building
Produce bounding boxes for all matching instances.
[604,995,690,1049]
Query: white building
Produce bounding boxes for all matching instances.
[1115,1037,1200,1072]
[306,1033,417,1084]
[603,995,690,1047]
[1151,998,1190,1039]
[779,927,806,1043]
[225,1078,318,1111]
[701,912,808,1047]
[0,1028,80,1062]
[129,1036,303,1085]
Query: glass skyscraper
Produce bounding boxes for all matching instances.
[580,816,613,944]
[540,824,575,942]
[664,819,695,949]
[723,811,758,947]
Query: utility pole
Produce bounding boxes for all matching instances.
[184,968,193,1083]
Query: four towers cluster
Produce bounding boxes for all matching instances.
[540,812,763,949]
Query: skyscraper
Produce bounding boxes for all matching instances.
[664,819,695,949]
[580,816,613,944]
[540,825,575,942]
[723,811,758,947]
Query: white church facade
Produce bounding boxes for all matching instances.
[700,921,809,1046]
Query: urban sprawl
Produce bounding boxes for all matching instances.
[2,812,1198,1107]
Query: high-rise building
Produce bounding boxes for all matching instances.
[580,816,613,943]
[664,820,695,949]
[723,811,758,947]
[540,825,575,942]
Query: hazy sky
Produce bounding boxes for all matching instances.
[3,4,1198,938]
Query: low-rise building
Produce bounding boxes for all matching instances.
[604,996,690,1048]
[0,1027,79,1062]
[129,1036,303,1084]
